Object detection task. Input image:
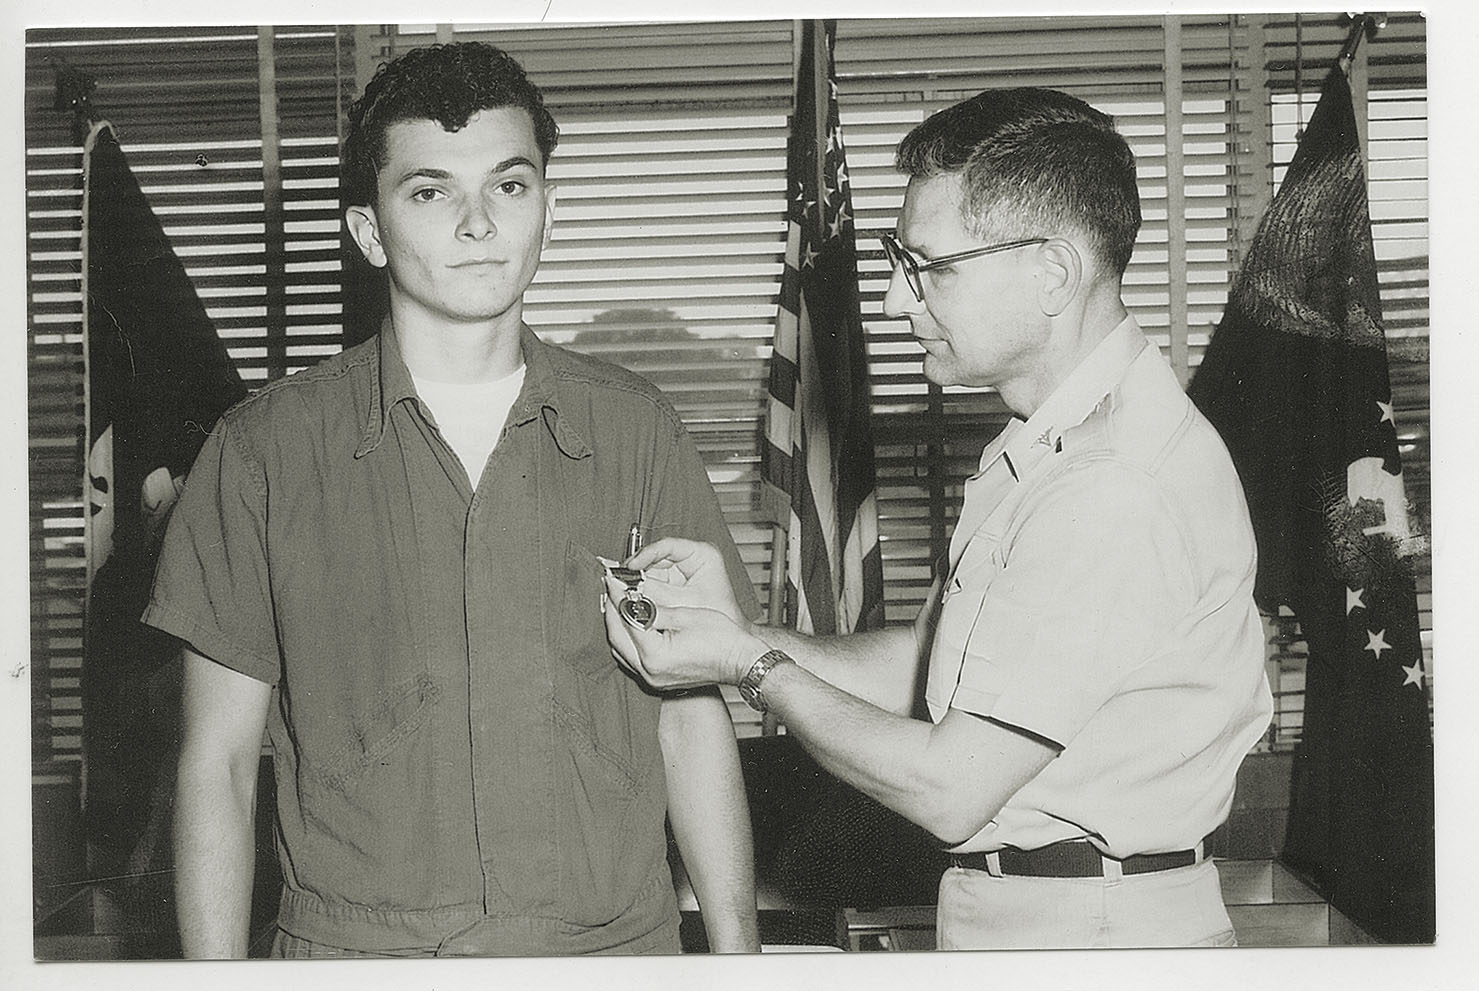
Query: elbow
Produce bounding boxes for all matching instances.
[913,783,1000,848]
[176,741,259,817]
[926,810,995,849]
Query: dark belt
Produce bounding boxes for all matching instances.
[949,838,1206,878]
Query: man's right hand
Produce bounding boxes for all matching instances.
[622,537,747,627]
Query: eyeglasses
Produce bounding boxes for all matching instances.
[878,231,1048,302]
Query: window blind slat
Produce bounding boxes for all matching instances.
[26,16,1429,756]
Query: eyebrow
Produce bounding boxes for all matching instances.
[391,156,541,189]
[897,235,936,261]
[894,229,930,257]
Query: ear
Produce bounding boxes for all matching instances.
[345,204,387,268]
[1036,237,1083,317]
[541,182,558,251]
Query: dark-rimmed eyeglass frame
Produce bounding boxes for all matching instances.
[878,232,1048,302]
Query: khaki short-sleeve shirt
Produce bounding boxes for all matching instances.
[925,317,1273,859]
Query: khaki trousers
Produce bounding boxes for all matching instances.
[936,857,1238,949]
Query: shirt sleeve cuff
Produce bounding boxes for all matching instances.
[140,599,280,686]
[948,683,1075,750]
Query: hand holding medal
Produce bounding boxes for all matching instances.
[603,523,657,632]
[605,562,658,631]
[600,536,767,693]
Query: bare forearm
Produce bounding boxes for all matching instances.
[755,659,962,838]
[756,660,1056,846]
[174,750,259,958]
[660,690,760,953]
[173,649,272,959]
[603,546,1048,851]
[751,624,922,715]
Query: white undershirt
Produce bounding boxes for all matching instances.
[411,365,526,489]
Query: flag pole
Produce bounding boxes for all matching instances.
[68,58,109,817]
[80,120,104,600]
[58,63,104,596]
[1336,12,1386,76]
[1335,13,1385,179]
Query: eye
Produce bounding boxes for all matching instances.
[410,186,445,203]
[495,178,527,196]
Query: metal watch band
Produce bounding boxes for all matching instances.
[737,649,794,713]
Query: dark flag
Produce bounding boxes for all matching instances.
[81,120,246,877]
[1188,67,1433,943]
[762,19,884,636]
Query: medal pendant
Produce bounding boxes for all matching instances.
[619,592,657,631]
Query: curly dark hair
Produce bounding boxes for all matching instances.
[897,88,1141,277]
[342,42,560,207]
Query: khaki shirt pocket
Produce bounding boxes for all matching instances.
[925,534,1005,723]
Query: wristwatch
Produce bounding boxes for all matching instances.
[737,649,794,713]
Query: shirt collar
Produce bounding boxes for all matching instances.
[974,314,1150,482]
[356,319,593,461]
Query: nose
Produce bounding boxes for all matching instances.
[881,265,924,319]
[457,195,497,241]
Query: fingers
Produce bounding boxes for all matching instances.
[601,574,679,646]
[601,598,692,691]
[601,591,645,673]
[627,574,695,609]
[624,536,718,576]
[602,572,627,600]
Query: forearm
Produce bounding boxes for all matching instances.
[660,689,760,953]
[173,649,272,959]
[750,624,922,716]
[748,656,1055,846]
[606,547,1048,849]
[173,745,259,957]
[754,659,966,840]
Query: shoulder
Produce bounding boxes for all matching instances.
[1020,357,1201,533]
[1029,350,1254,566]
[534,336,686,433]
[217,338,377,434]
[1062,346,1239,484]
[201,340,378,473]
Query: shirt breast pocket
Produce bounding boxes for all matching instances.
[925,533,1006,721]
[555,538,659,789]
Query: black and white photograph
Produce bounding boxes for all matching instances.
[6,2,1470,988]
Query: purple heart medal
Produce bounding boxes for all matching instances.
[609,565,657,631]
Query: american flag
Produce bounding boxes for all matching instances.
[762,19,884,636]
[1188,64,1433,943]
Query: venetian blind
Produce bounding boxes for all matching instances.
[360,24,795,620]
[833,14,1266,621]
[357,22,795,731]
[25,25,353,762]
[26,16,1429,755]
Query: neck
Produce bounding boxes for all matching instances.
[391,305,525,384]
[1001,289,1128,418]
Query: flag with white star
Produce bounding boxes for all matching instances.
[1188,66,1433,943]
[761,19,884,636]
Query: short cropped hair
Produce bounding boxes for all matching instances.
[342,42,560,208]
[896,88,1141,277]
